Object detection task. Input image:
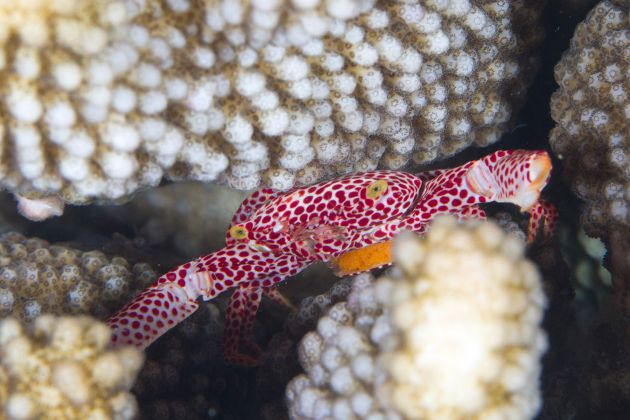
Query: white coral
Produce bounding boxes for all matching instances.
[0,315,144,420]
[287,217,547,419]
[0,0,543,207]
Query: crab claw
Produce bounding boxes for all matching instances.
[527,199,558,244]
[515,151,553,212]
[468,150,553,212]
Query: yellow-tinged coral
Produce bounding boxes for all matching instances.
[550,0,630,238]
[378,217,547,419]
[126,0,546,189]
[0,314,143,420]
[0,231,158,322]
[0,0,544,208]
[286,217,547,419]
[0,0,229,206]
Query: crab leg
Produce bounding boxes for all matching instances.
[220,252,311,365]
[263,286,296,311]
[107,260,206,349]
[108,243,312,363]
[527,199,558,243]
[224,286,264,366]
[107,244,277,350]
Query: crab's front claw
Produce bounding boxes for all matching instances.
[107,283,200,349]
[527,200,558,244]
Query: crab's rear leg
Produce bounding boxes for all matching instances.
[263,286,296,311]
[527,199,558,244]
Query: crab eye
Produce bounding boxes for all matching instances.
[229,225,248,240]
[366,180,388,200]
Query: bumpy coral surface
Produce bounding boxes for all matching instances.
[0,315,143,420]
[0,0,197,204]
[100,181,249,258]
[286,217,547,419]
[550,0,630,237]
[258,278,354,415]
[0,0,543,205]
[0,231,158,322]
[133,301,228,419]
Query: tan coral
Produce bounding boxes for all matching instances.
[0,0,228,206]
[286,217,547,419]
[0,0,544,208]
[550,0,630,238]
[0,315,143,420]
[0,231,158,322]
[141,0,545,189]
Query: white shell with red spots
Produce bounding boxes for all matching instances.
[226,170,423,260]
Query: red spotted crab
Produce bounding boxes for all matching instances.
[107,149,558,365]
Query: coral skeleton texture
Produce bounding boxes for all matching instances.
[0,0,543,207]
[286,217,547,419]
[0,315,143,420]
[550,0,630,237]
[0,231,158,322]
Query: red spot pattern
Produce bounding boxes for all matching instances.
[106,284,198,349]
[107,150,557,364]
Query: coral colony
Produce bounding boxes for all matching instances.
[287,218,547,419]
[0,1,629,419]
[0,0,541,208]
